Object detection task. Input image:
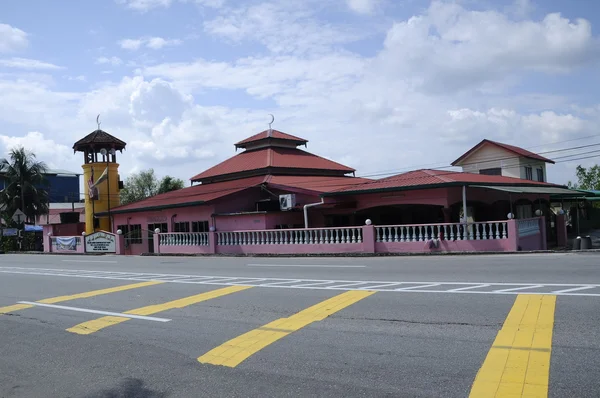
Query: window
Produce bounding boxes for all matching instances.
[192,221,209,232]
[118,224,142,244]
[479,168,502,176]
[525,166,533,180]
[174,221,190,232]
[536,168,544,182]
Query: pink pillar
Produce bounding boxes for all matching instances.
[556,214,568,247]
[116,234,125,255]
[153,233,160,254]
[539,217,547,250]
[208,231,216,254]
[362,225,375,253]
[43,234,52,253]
[507,219,518,251]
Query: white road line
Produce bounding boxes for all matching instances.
[17,302,171,322]
[246,264,366,268]
[3,267,600,297]
[61,260,118,263]
[395,283,441,291]
[447,284,491,292]
[493,285,544,293]
[551,286,598,294]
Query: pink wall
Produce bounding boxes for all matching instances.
[375,239,512,253]
[216,242,365,255]
[215,213,266,231]
[350,188,450,211]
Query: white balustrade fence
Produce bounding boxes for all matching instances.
[517,218,540,237]
[159,232,209,246]
[217,227,363,246]
[375,221,508,243]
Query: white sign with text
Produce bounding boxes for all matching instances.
[85,231,116,253]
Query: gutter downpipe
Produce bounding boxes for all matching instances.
[304,198,325,228]
[462,185,469,238]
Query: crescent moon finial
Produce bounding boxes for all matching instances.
[96,114,101,130]
[268,114,274,137]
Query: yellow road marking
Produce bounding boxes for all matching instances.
[0,281,163,315]
[198,290,376,368]
[469,294,556,397]
[66,285,252,335]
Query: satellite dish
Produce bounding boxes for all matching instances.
[100,148,107,156]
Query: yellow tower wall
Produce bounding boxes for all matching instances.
[82,163,121,234]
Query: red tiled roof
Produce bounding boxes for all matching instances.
[108,176,268,213]
[267,175,372,193]
[191,147,355,182]
[235,130,308,146]
[452,139,555,166]
[105,174,371,214]
[329,169,559,195]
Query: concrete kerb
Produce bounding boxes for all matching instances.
[6,249,600,257]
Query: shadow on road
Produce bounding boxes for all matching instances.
[84,378,167,398]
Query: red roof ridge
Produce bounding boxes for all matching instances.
[235,129,308,146]
[423,169,455,183]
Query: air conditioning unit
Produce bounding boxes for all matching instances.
[279,194,296,211]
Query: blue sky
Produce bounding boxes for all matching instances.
[1,0,599,194]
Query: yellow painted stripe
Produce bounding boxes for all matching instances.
[66,285,252,335]
[0,281,163,315]
[198,290,376,368]
[469,294,556,397]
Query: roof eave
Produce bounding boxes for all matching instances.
[97,200,207,215]
[323,181,565,197]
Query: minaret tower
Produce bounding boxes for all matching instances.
[73,116,126,234]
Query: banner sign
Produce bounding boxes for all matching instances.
[1,228,18,237]
[55,237,78,251]
[85,231,116,253]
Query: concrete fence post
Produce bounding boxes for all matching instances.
[539,216,547,250]
[153,233,160,254]
[362,225,375,254]
[208,231,217,254]
[507,219,518,251]
[556,213,568,247]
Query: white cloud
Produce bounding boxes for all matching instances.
[116,0,224,11]
[0,131,72,169]
[0,57,63,70]
[118,37,181,50]
[119,39,143,50]
[115,0,173,11]
[203,2,366,55]
[96,56,123,66]
[347,0,381,15]
[0,23,28,53]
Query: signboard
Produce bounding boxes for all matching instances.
[85,231,116,253]
[11,209,25,224]
[1,228,18,236]
[55,237,78,251]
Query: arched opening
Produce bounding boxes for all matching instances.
[355,204,445,226]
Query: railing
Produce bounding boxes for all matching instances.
[375,221,508,242]
[159,232,209,246]
[216,226,363,246]
[517,218,540,237]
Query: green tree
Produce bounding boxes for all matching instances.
[0,146,49,224]
[119,168,185,205]
[158,175,185,194]
[569,165,600,191]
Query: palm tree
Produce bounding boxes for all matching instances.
[0,146,50,224]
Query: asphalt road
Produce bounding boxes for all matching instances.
[1,253,599,398]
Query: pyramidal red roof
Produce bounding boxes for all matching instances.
[191,147,355,183]
[235,129,308,147]
[452,139,555,166]
[327,169,559,195]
